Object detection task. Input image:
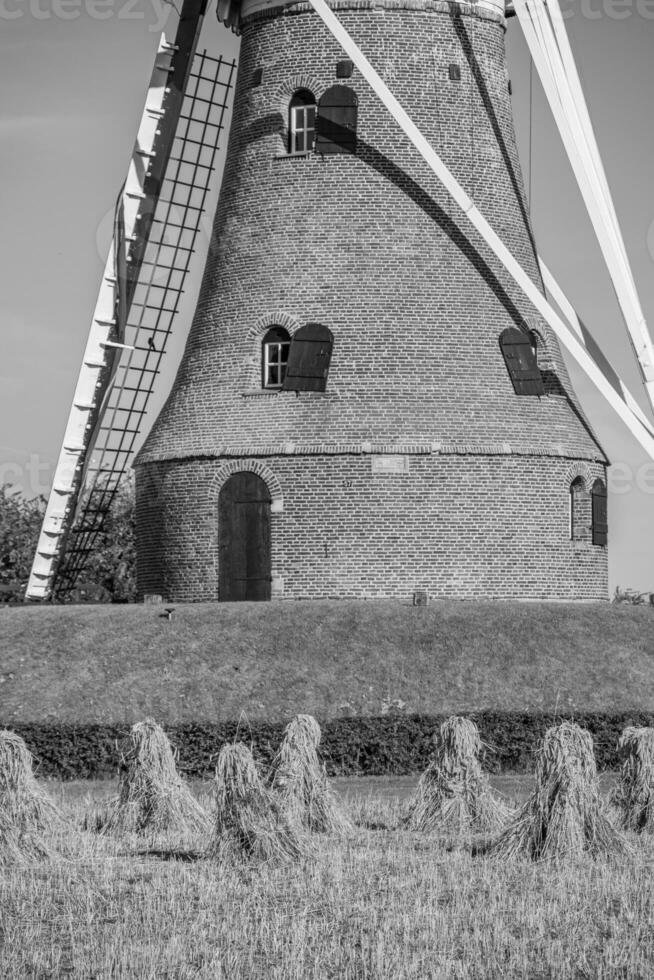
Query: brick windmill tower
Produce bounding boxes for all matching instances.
[133,0,613,603]
[31,0,654,606]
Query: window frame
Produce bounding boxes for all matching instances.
[262,327,291,390]
[289,90,316,155]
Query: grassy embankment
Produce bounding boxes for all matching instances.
[2,779,653,979]
[3,599,654,725]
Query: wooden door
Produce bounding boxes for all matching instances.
[218,473,271,601]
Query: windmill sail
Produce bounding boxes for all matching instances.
[26,1,237,601]
[513,0,654,414]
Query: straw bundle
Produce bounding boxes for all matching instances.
[612,726,654,832]
[269,714,352,835]
[212,742,310,863]
[491,721,628,860]
[102,719,209,837]
[404,716,510,835]
[0,730,62,864]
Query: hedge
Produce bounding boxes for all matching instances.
[6,711,654,780]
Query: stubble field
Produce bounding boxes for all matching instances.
[2,776,654,980]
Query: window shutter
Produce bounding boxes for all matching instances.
[316,86,357,155]
[591,480,608,546]
[499,327,545,396]
[282,324,334,392]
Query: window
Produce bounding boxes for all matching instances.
[569,477,585,541]
[262,327,290,389]
[283,324,334,392]
[591,478,608,546]
[499,327,545,396]
[289,90,316,154]
[316,85,358,154]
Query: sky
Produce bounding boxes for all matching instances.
[1,0,653,594]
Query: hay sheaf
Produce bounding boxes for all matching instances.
[491,721,628,861]
[212,742,310,863]
[101,719,209,838]
[612,726,654,832]
[269,715,352,835]
[404,716,511,836]
[0,730,63,865]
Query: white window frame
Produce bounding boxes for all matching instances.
[290,102,316,154]
[263,338,290,389]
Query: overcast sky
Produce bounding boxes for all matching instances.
[1,0,653,594]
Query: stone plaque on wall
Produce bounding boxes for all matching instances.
[371,455,410,474]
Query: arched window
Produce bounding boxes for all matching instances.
[569,476,585,541]
[289,90,316,154]
[591,478,608,546]
[499,327,544,396]
[283,323,334,392]
[262,327,291,389]
[316,85,358,154]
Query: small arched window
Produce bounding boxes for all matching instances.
[316,85,358,154]
[499,327,544,396]
[569,477,585,541]
[591,478,608,546]
[262,327,291,389]
[289,90,316,154]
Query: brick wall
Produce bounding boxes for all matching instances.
[136,452,609,601]
[134,0,609,601]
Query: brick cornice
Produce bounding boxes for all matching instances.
[241,0,505,29]
[135,442,608,465]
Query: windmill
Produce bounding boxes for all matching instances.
[27,0,654,604]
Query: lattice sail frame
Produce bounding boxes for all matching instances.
[26,7,236,601]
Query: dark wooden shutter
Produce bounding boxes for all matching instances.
[499,327,544,395]
[282,324,334,392]
[591,480,608,546]
[316,86,357,154]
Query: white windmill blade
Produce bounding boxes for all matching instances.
[526,0,646,329]
[305,0,654,461]
[539,259,654,438]
[518,1,637,319]
[514,0,654,406]
[26,0,214,602]
[544,0,634,281]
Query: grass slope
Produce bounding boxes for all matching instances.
[3,599,654,725]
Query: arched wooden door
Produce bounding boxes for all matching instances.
[218,473,271,601]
